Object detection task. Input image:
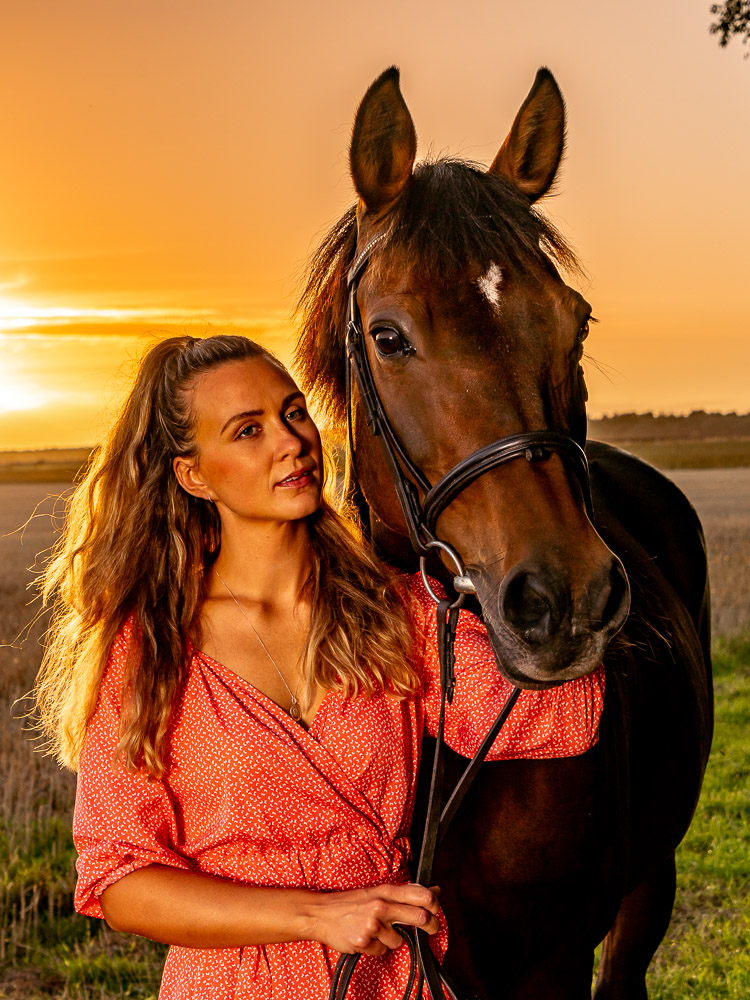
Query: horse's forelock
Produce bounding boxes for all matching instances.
[393,159,581,279]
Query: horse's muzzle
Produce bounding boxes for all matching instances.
[476,554,631,687]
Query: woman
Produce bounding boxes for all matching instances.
[36,335,604,1000]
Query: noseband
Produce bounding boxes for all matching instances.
[332,232,594,1000]
[344,233,593,597]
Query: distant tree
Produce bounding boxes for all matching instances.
[710,1,750,50]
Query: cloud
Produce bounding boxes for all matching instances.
[0,304,215,332]
[0,305,296,339]
[0,274,31,293]
[0,246,162,265]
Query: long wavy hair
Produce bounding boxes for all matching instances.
[35,335,416,777]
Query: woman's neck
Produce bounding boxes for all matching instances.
[209,517,315,608]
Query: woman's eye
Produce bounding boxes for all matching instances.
[237,424,260,439]
[285,407,305,422]
[373,328,411,358]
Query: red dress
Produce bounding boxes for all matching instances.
[74,575,604,999]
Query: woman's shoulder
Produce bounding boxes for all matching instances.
[390,569,432,619]
[96,612,141,701]
[110,611,140,663]
[113,611,139,652]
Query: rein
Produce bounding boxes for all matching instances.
[329,233,593,1000]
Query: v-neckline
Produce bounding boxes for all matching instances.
[191,644,331,735]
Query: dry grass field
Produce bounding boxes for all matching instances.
[667,468,750,637]
[1,467,748,998]
[0,452,91,486]
[0,484,167,998]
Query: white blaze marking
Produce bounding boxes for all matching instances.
[476,262,504,313]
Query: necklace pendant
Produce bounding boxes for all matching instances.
[289,700,302,721]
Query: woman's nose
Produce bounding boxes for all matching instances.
[274,422,304,458]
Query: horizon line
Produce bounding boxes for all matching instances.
[2,410,749,458]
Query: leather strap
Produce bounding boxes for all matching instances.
[424,431,593,531]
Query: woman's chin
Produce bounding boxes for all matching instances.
[281,490,323,521]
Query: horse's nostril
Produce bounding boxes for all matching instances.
[499,567,563,647]
[595,558,631,635]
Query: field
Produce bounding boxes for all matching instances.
[1,467,749,999]
[668,468,750,637]
[608,438,750,471]
[0,451,91,486]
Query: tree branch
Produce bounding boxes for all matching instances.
[710,1,750,48]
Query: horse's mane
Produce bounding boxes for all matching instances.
[294,157,580,431]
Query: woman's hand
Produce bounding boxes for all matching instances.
[305,882,441,957]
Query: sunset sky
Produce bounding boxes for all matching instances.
[1,0,748,451]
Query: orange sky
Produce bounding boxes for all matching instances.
[1,0,748,451]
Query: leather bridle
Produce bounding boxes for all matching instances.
[330,232,594,1000]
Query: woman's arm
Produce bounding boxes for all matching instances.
[100,864,440,957]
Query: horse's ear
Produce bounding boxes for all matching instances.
[489,68,565,203]
[350,67,417,215]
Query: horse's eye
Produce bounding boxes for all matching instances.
[373,328,410,358]
[579,316,597,342]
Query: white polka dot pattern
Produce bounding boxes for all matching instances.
[73,573,604,999]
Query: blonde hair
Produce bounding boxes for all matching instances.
[35,335,417,776]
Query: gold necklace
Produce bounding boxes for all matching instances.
[215,569,303,721]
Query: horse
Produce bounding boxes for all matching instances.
[295,67,713,1000]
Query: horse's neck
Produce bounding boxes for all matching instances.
[344,466,418,570]
[343,467,373,536]
[370,513,420,573]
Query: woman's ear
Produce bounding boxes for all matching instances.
[173,455,211,501]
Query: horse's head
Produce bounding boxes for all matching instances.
[297,67,630,689]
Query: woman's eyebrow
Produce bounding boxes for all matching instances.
[220,392,304,435]
[221,408,262,434]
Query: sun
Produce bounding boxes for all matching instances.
[0,367,47,414]
[0,303,49,413]
[0,295,40,332]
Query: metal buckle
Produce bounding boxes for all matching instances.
[419,539,476,609]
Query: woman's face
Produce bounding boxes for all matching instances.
[174,357,323,526]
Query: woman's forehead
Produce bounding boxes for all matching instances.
[188,358,300,427]
[193,357,297,402]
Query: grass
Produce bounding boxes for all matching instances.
[0,484,168,999]
[645,631,750,999]
[0,482,748,998]
[3,637,748,999]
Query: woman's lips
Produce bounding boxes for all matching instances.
[276,467,315,489]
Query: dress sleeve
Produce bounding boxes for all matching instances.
[73,619,193,919]
[408,574,605,761]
